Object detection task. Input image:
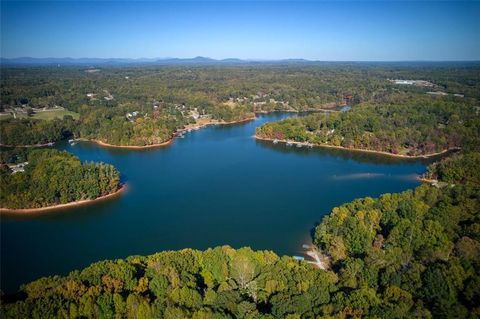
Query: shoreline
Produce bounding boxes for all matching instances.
[76,115,256,149]
[255,135,458,159]
[418,177,450,188]
[418,177,438,183]
[0,184,126,214]
[255,109,299,114]
[0,142,54,148]
[76,138,174,149]
[2,110,327,149]
[255,108,339,114]
[179,115,256,131]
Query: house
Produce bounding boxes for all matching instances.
[103,90,114,101]
[390,79,434,87]
[426,91,448,96]
[257,91,268,98]
[392,80,415,85]
[9,162,29,174]
[190,108,200,120]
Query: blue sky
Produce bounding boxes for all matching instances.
[1,1,479,61]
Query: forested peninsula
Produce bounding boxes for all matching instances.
[256,96,480,157]
[2,153,479,318]
[0,149,122,211]
[0,117,76,147]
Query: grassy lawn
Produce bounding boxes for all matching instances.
[31,109,80,120]
[0,109,80,121]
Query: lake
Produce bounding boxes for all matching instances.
[1,113,432,293]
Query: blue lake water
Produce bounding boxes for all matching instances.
[1,113,432,292]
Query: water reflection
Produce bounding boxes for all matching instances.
[255,139,446,166]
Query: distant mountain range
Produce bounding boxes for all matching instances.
[0,56,314,66]
[1,57,478,66]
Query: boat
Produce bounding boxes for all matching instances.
[296,144,302,148]
[286,142,293,146]
[273,139,279,144]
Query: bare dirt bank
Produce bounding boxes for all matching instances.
[78,138,173,149]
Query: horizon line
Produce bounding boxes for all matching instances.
[2,56,480,63]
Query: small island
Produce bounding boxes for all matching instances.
[0,149,123,212]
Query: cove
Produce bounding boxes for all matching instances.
[1,113,433,293]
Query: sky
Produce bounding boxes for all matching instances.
[1,1,479,61]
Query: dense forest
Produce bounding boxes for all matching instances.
[424,152,480,186]
[313,152,480,318]
[1,153,478,318]
[256,95,480,156]
[1,63,479,146]
[0,147,31,164]
[2,64,479,112]
[0,149,121,209]
[0,116,76,146]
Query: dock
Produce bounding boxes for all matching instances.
[298,244,330,270]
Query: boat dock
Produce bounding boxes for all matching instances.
[292,243,329,270]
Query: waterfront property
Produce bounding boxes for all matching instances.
[0,113,428,293]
